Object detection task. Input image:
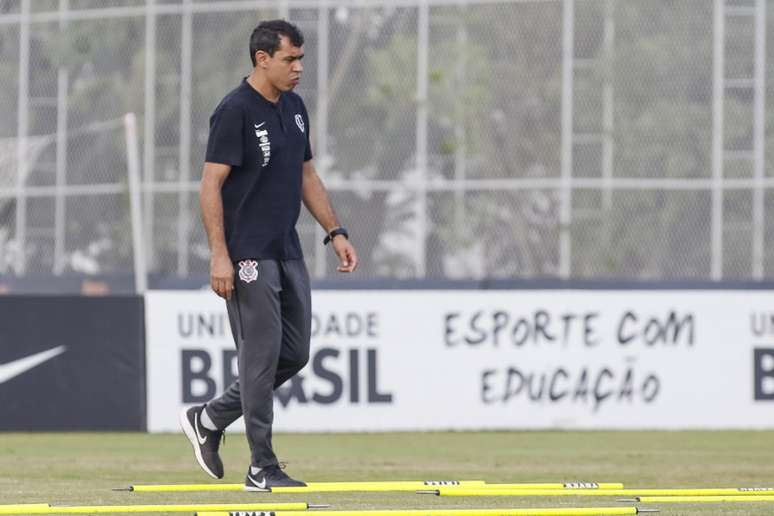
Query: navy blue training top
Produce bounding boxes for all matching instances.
[205,78,312,261]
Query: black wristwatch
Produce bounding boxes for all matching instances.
[323,227,349,245]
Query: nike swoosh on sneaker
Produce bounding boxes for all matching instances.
[0,346,67,385]
[248,475,267,490]
[194,413,207,445]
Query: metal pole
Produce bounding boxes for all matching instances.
[601,0,614,212]
[416,0,429,278]
[454,0,468,240]
[144,0,157,272]
[278,0,289,18]
[711,0,725,280]
[125,113,148,293]
[14,0,30,275]
[752,0,766,279]
[314,0,329,279]
[559,0,574,279]
[0,0,616,23]
[176,0,193,277]
[53,0,69,275]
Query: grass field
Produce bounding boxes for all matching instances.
[2,431,774,515]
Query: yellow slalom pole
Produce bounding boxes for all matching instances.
[0,503,318,514]
[124,480,486,493]
[196,508,647,516]
[0,507,51,515]
[431,487,774,497]
[269,482,624,494]
[274,482,491,494]
[630,495,774,503]
[0,505,50,513]
[127,485,243,493]
[453,483,624,491]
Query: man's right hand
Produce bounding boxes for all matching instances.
[210,253,235,299]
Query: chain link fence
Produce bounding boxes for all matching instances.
[0,0,771,292]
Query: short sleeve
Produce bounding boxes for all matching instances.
[205,103,243,166]
[301,101,313,162]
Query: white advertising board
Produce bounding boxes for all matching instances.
[146,290,774,432]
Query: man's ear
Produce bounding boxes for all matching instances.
[255,50,270,69]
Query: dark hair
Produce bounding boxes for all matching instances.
[249,19,304,66]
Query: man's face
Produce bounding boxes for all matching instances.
[259,35,304,92]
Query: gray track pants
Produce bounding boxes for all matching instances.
[204,259,311,468]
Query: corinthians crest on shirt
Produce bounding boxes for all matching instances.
[238,259,259,283]
[254,122,270,167]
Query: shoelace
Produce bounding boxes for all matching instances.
[263,463,289,480]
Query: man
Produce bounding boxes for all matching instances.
[179,19,358,490]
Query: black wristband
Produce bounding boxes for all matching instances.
[323,227,349,245]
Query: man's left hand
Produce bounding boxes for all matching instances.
[332,236,358,273]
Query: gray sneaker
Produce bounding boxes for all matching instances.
[179,405,224,479]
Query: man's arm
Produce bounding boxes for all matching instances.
[302,160,358,273]
[200,162,235,298]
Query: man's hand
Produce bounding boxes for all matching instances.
[210,253,235,299]
[332,236,358,273]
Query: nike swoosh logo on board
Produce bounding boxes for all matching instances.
[0,346,67,384]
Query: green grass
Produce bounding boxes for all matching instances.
[2,431,774,514]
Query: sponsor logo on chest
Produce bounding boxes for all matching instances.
[254,122,270,167]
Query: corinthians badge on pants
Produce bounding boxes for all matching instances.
[238,260,259,283]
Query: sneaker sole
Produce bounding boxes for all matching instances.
[244,484,304,491]
[244,485,270,492]
[178,408,219,480]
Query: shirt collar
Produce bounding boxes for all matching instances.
[242,77,282,108]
